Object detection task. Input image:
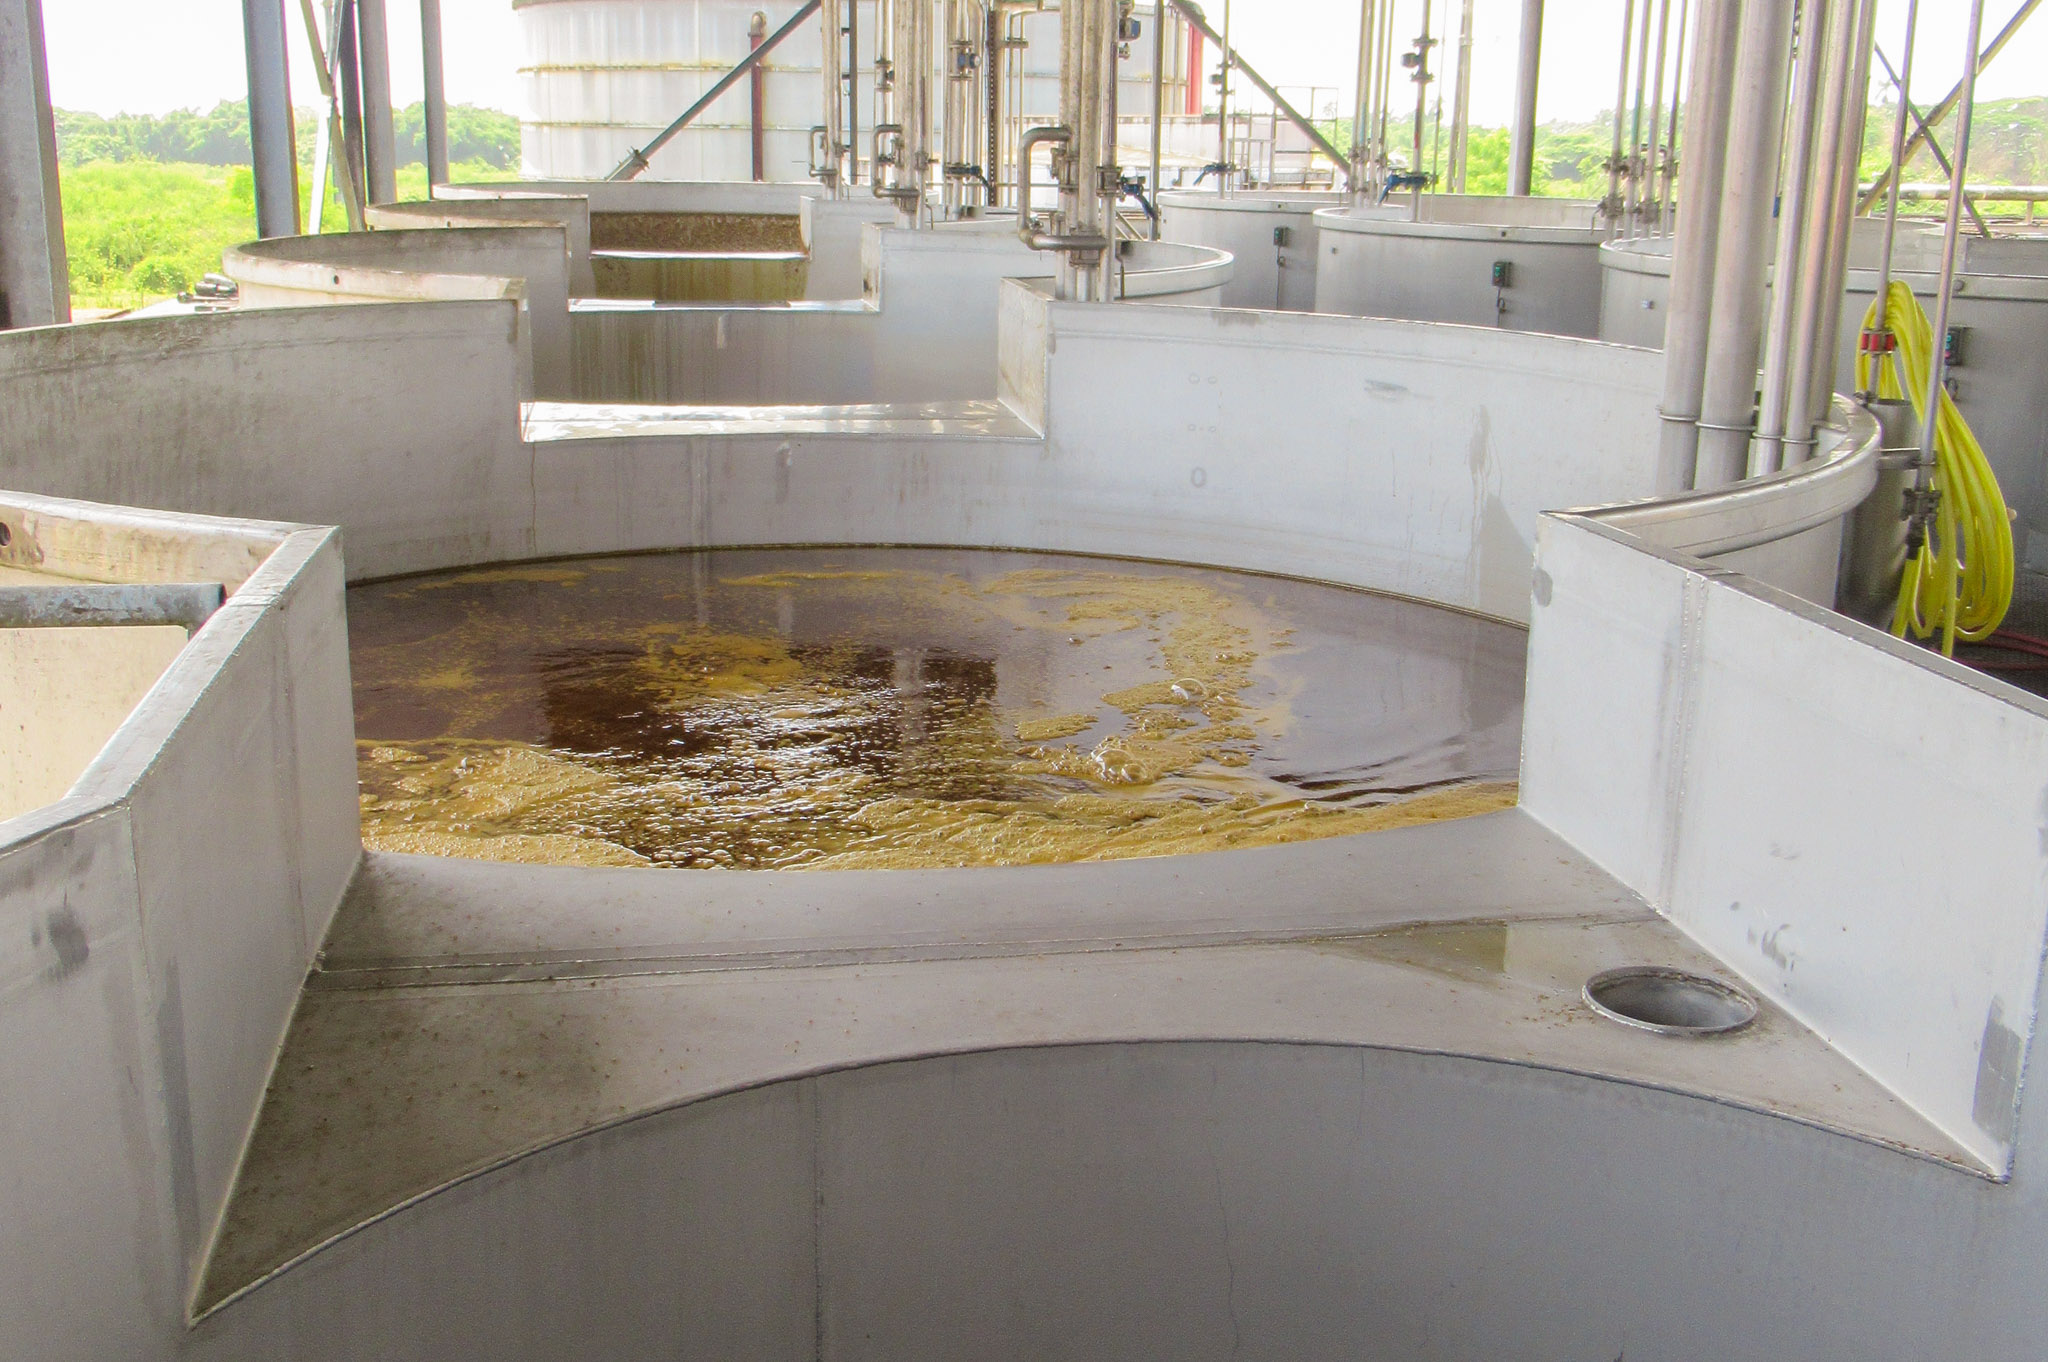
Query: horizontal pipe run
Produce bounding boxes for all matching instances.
[1856,0,2042,213]
[0,583,226,632]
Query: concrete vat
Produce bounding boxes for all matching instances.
[1314,195,1608,336]
[1157,189,1343,311]
[9,279,2048,1362]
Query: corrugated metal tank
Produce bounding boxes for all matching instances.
[517,0,1188,182]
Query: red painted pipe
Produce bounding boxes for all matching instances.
[750,11,768,181]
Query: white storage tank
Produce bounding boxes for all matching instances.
[517,0,1195,183]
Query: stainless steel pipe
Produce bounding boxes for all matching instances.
[1754,0,1833,473]
[1694,0,1795,488]
[1917,0,1988,479]
[1653,0,1743,491]
[1788,0,1876,457]
[1870,0,1921,348]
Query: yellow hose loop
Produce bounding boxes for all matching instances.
[1856,281,2014,654]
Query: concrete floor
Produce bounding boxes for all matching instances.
[196,807,1975,1315]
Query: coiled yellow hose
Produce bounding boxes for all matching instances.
[1855,281,2013,654]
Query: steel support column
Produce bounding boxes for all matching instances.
[1507,0,1542,196]
[243,0,300,238]
[421,0,450,187]
[0,0,65,326]
[356,0,397,204]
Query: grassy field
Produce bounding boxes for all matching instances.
[63,157,512,309]
[58,100,520,310]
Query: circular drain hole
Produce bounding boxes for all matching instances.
[1584,966,1757,1037]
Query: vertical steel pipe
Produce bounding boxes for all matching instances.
[1151,0,1167,233]
[1605,0,1636,229]
[1352,0,1376,204]
[420,0,450,187]
[1626,0,1656,226]
[849,0,861,183]
[1642,0,1672,225]
[1653,0,1741,489]
[1658,0,1688,236]
[1916,0,1987,474]
[1754,0,1833,471]
[1693,0,1796,487]
[242,0,300,237]
[820,0,845,190]
[1508,0,1542,195]
[1062,0,1114,298]
[1411,0,1432,219]
[337,0,370,210]
[355,0,397,203]
[1448,0,1474,192]
[986,2,1001,202]
[1215,0,1231,195]
[1871,0,1919,344]
[1786,0,1876,457]
[750,10,769,181]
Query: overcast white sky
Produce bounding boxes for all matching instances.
[38,0,2048,128]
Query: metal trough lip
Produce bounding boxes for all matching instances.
[0,581,225,633]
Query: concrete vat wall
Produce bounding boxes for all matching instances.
[438,177,824,217]
[1523,506,2048,1174]
[0,496,356,1361]
[800,197,900,298]
[567,233,1231,405]
[1158,190,1342,311]
[1315,196,1607,336]
[366,196,598,295]
[0,305,533,578]
[186,1040,2048,1362]
[0,290,1985,1362]
[224,227,572,399]
[0,583,185,820]
[536,286,1674,619]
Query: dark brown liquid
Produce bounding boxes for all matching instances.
[348,549,1526,869]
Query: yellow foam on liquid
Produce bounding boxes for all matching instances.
[353,563,1518,869]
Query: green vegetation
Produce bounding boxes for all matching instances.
[55,100,520,309]
[1311,112,1616,197]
